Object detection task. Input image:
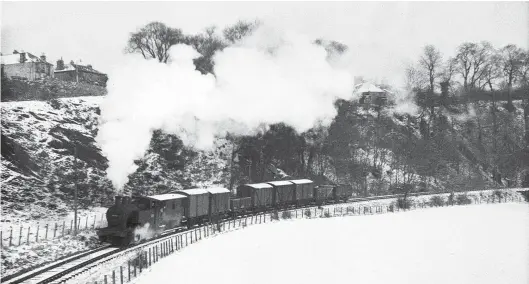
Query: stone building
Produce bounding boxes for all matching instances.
[54,59,108,87]
[354,82,390,105]
[1,50,54,80]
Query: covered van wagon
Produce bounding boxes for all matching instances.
[237,183,274,209]
[205,187,231,217]
[267,180,296,206]
[173,188,210,220]
[289,179,314,204]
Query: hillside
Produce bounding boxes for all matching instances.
[0,97,231,222]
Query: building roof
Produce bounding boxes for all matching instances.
[1,52,52,65]
[147,193,187,201]
[354,82,385,94]
[241,183,273,189]
[289,179,313,185]
[174,188,209,196]
[205,187,231,194]
[267,180,293,186]
[55,63,106,75]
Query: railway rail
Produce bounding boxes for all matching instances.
[2,187,526,284]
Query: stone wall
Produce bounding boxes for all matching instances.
[1,77,107,102]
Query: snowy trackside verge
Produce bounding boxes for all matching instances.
[1,230,100,277]
[130,203,529,284]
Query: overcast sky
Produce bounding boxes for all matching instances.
[2,1,528,87]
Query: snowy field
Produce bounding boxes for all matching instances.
[132,203,529,284]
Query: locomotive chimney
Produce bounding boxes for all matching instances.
[115,196,123,206]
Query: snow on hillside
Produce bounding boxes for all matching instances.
[132,203,529,284]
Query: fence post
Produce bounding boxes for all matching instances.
[78,217,81,231]
[112,270,115,284]
[27,226,30,245]
[104,275,107,284]
[9,228,13,246]
[93,216,96,229]
[62,221,65,237]
[149,247,152,266]
[85,217,88,230]
[120,266,123,284]
[35,223,39,242]
[70,220,73,234]
[54,223,58,238]
[128,260,131,282]
[44,224,49,240]
[18,226,23,246]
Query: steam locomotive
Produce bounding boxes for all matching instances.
[97,179,352,246]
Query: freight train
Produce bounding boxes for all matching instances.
[97,179,352,246]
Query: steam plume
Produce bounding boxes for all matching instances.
[96,24,354,191]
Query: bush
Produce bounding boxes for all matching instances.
[271,211,279,220]
[493,190,504,202]
[396,197,414,209]
[281,211,292,219]
[323,210,331,218]
[304,209,312,218]
[455,194,472,205]
[429,196,445,207]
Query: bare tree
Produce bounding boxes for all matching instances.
[185,26,227,74]
[419,45,443,94]
[499,44,525,111]
[454,42,493,91]
[126,22,185,63]
[223,20,260,44]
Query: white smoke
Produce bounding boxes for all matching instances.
[96,24,355,191]
[133,222,156,242]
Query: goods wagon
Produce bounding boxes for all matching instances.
[173,188,210,226]
[230,197,252,213]
[237,183,274,209]
[334,184,352,201]
[289,179,314,204]
[267,180,296,206]
[206,187,231,217]
[314,185,334,204]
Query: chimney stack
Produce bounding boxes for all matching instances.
[56,58,64,70]
[40,54,47,62]
[19,53,26,63]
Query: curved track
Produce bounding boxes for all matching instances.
[2,188,524,283]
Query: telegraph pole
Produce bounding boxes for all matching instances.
[73,144,78,236]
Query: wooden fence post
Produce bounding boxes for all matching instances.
[128,260,131,282]
[112,270,115,284]
[54,223,58,238]
[35,223,39,242]
[45,224,49,240]
[18,226,23,246]
[93,216,96,229]
[27,227,30,245]
[9,228,13,246]
[104,275,107,284]
[70,220,73,234]
[120,266,123,284]
[85,217,88,230]
[62,221,65,237]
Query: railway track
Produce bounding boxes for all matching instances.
[3,187,525,284]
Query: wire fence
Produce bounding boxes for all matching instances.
[78,192,523,284]
[0,214,107,248]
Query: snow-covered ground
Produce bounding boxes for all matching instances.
[131,203,529,284]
